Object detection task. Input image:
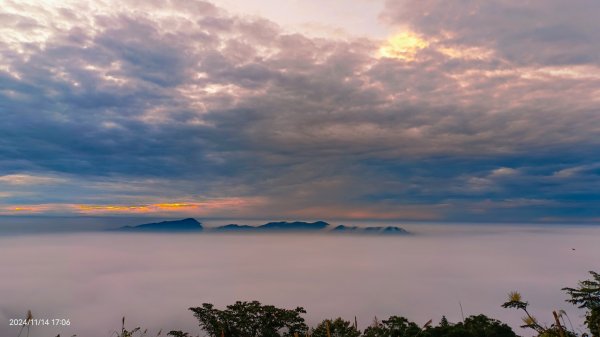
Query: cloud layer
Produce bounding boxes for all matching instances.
[0,226,598,336]
[1,0,599,221]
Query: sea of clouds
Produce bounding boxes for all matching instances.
[0,224,599,337]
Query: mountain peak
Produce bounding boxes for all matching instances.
[116,218,203,232]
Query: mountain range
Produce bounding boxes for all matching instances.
[115,218,409,235]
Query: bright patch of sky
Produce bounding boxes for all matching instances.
[211,0,390,38]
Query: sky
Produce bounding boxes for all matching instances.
[1,0,600,223]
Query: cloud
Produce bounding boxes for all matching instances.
[0,174,66,185]
[0,228,598,335]
[553,163,600,178]
[381,0,600,66]
[0,0,599,221]
[490,167,519,178]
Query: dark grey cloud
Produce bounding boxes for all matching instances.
[0,0,599,221]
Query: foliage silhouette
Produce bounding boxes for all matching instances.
[189,301,308,337]
[502,292,576,337]
[563,271,600,337]
[362,316,422,337]
[311,318,361,337]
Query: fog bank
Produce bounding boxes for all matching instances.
[0,225,599,336]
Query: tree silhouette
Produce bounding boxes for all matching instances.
[311,318,360,337]
[189,301,308,337]
[563,271,600,337]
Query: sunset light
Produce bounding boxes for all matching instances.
[1,1,599,336]
[378,31,429,61]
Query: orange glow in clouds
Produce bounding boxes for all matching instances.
[74,199,261,215]
[378,30,494,62]
[0,198,264,216]
[76,203,199,212]
[0,204,61,214]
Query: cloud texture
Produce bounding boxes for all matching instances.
[1,0,599,221]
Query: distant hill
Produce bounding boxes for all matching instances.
[332,225,409,235]
[116,218,203,232]
[257,221,330,231]
[214,222,409,235]
[213,221,330,232]
[115,219,409,235]
[212,224,255,232]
